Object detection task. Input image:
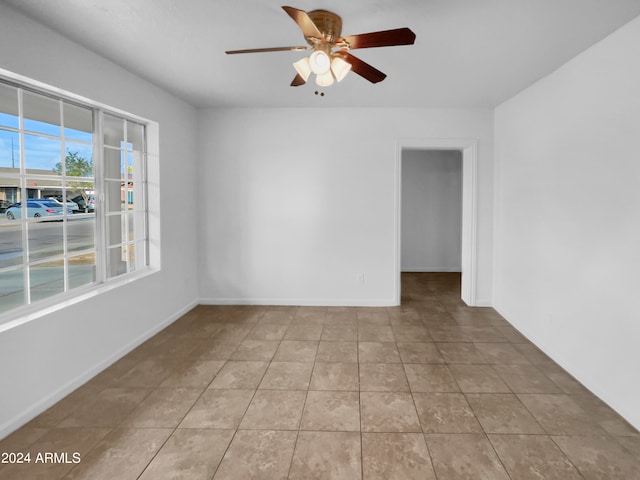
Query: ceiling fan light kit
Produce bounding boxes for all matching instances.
[225,6,416,90]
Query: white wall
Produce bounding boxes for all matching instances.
[0,4,199,438]
[197,108,494,305]
[494,16,640,429]
[401,149,462,272]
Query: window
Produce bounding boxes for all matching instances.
[0,77,150,320]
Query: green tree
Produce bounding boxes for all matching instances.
[54,151,93,177]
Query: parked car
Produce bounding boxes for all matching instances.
[0,200,10,214]
[47,196,79,212]
[5,199,73,220]
[71,194,95,213]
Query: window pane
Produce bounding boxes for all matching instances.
[0,129,20,171]
[107,214,124,246]
[30,260,64,302]
[0,221,23,268]
[25,177,67,211]
[0,84,19,129]
[105,179,124,213]
[107,245,127,278]
[103,114,124,147]
[28,220,63,260]
[67,215,95,252]
[68,188,95,214]
[104,147,123,178]
[23,91,61,136]
[68,252,96,289]
[63,144,94,179]
[64,102,93,142]
[24,134,62,174]
[0,267,25,313]
[127,121,144,151]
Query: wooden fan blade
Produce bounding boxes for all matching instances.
[291,73,306,87]
[282,6,323,39]
[337,27,416,50]
[226,46,309,54]
[339,52,387,83]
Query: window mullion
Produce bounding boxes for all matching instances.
[94,109,107,284]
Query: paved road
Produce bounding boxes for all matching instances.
[0,215,95,268]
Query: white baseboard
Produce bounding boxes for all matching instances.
[199,297,397,307]
[0,299,198,441]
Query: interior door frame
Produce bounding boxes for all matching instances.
[395,138,478,305]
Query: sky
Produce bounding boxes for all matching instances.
[1,113,93,174]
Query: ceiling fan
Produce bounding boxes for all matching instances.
[225,6,416,88]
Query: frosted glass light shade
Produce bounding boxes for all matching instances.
[330,56,351,82]
[309,50,331,75]
[293,57,311,81]
[315,71,334,87]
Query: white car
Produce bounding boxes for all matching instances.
[48,197,79,212]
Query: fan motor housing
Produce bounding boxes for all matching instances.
[307,10,342,41]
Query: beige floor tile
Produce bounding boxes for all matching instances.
[357,309,390,324]
[513,343,556,365]
[324,309,358,325]
[58,387,152,427]
[436,342,488,364]
[315,341,358,363]
[0,425,49,452]
[208,361,268,389]
[359,363,410,392]
[362,432,436,480]
[29,384,104,428]
[179,389,254,429]
[397,342,444,364]
[358,342,401,363]
[493,364,561,393]
[473,342,531,365]
[195,341,241,360]
[63,428,172,480]
[392,325,432,342]
[320,325,358,341]
[553,435,640,479]
[258,361,313,390]
[293,307,327,322]
[289,431,361,479]
[114,358,177,388]
[425,433,510,480]
[160,358,224,387]
[239,389,306,430]
[404,364,460,392]
[230,339,279,361]
[139,429,234,480]
[213,430,297,480]
[0,427,111,480]
[466,393,545,434]
[413,393,483,433]
[358,325,394,342]
[284,324,323,341]
[537,364,591,394]
[360,392,421,432]
[428,326,473,342]
[245,323,288,340]
[449,364,511,393]
[300,391,360,431]
[489,434,583,480]
[272,340,318,362]
[123,388,201,427]
[518,393,609,435]
[310,362,359,391]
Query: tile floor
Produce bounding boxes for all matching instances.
[1,273,639,479]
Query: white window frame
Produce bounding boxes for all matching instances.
[0,69,160,331]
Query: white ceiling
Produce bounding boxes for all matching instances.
[5,0,640,108]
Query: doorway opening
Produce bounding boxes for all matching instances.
[395,138,478,305]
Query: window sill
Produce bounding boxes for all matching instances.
[0,267,159,333]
